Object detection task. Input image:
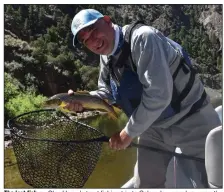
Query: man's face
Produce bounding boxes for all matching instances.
[77,17,115,55]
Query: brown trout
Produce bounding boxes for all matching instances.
[43,92,120,119]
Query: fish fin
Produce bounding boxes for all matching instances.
[59,101,67,108]
[104,99,109,103]
[112,105,122,116]
[108,112,118,121]
[59,107,70,113]
[59,106,77,115]
[102,100,122,115]
[58,101,76,114]
[58,102,68,111]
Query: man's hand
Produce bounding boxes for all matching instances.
[109,129,133,150]
[63,89,83,112]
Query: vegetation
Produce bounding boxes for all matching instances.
[4,5,222,122]
[4,73,46,123]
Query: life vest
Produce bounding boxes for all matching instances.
[107,21,206,120]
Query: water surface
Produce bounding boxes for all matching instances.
[4,113,137,188]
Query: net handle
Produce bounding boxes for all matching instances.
[129,142,204,162]
[65,113,205,162]
[80,135,204,162]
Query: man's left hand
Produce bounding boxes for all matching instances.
[109,129,133,150]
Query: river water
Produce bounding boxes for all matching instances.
[4,112,137,188]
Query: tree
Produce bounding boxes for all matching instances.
[168,27,176,40]
[5,5,13,14]
[28,5,34,20]
[17,7,23,23]
[47,42,59,56]
[111,10,117,23]
[79,65,99,90]
[28,5,35,33]
[210,32,217,44]
[63,14,69,27]
[32,48,47,65]
[62,14,70,34]
[65,32,70,45]
[45,26,60,43]
[217,56,222,71]
[200,44,207,58]
[181,38,189,51]
[38,7,45,27]
[52,11,56,21]
[137,12,144,21]
[123,13,129,25]
[189,10,195,27]
[179,26,186,40]
[24,18,29,32]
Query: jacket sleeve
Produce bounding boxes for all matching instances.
[124,26,174,138]
[90,56,115,104]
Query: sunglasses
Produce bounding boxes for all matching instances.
[77,24,97,46]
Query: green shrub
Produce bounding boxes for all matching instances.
[5,92,47,118]
[4,72,22,102]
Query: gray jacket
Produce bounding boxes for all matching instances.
[91,25,207,138]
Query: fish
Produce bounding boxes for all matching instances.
[43,91,121,120]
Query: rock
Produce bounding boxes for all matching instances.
[205,87,222,108]
[205,87,222,97]
[5,129,11,141]
[199,73,222,89]
[199,5,223,51]
[5,128,11,135]
[69,111,100,121]
[5,128,13,148]
[5,140,12,148]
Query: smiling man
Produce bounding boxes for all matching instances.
[75,15,115,55]
[68,9,221,188]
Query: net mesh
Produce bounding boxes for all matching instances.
[8,109,104,188]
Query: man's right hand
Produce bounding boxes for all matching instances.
[63,89,83,112]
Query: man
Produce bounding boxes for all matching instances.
[67,9,221,188]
